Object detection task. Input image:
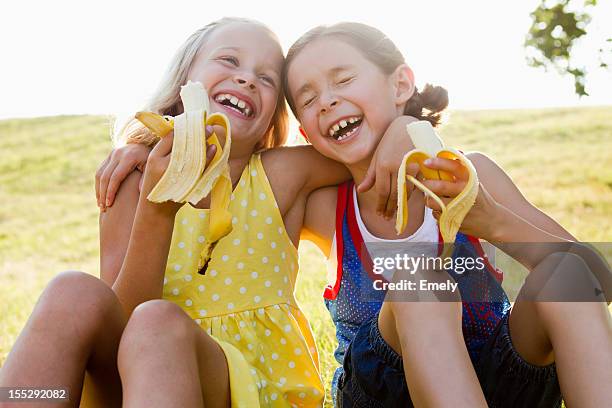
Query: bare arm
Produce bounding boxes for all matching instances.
[468,152,575,242]
[99,171,142,286]
[468,152,579,271]
[112,193,177,316]
[262,145,349,246]
[95,143,151,210]
[473,155,611,300]
[301,186,338,257]
[110,134,182,316]
[262,144,350,214]
[423,153,609,282]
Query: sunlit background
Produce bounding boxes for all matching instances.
[2,2,611,398]
[2,0,610,127]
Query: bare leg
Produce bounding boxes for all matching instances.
[0,271,127,408]
[510,252,612,408]
[118,300,230,408]
[378,267,487,408]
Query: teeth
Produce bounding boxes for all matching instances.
[215,93,252,116]
[327,116,362,139]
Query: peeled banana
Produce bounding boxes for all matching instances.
[396,121,478,250]
[135,80,232,271]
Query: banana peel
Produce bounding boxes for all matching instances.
[396,121,478,255]
[135,80,232,271]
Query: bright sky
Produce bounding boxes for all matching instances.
[1,0,611,122]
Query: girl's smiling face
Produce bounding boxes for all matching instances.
[188,22,284,146]
[287,38,411,165]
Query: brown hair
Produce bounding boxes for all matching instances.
[121,17,288,150]
[283,22,448,127]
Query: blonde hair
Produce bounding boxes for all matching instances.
[120,17,288,150]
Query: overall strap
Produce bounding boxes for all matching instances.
[345,183,382,283]
[324,181,352,300]
[465,235,504,283]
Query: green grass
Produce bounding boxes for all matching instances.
[1,107,611,405]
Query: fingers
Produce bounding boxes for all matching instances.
[205,143,217,167]
[376,162,420,218]
[422,179,466,199]
[425,196,451,222]
[212,125,226,141]
[98,156,119,211]
[151,131,174,158]
[374,165,391,217]
[425,195,445,212]
[206,124,226,145]
[203,126,217,167]
[95,155,110,206]
[97,145,153,209]
[406,162,420,179]
[384,172,398,219]
[105,159,139,208]
[357,162,376,193]
[423,157,468,180]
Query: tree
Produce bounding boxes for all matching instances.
[525,0,611,96]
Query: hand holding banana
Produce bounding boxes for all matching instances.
[414,156,502,242]
[135,81,233,271]
[396,121,479,248]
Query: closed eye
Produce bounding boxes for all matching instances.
[219,56,239,66]
[260,75,276,87]
[338,76,354,85]
[302,96,315,108]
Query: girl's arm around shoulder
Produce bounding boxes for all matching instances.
[301,186,338,257]
[468,151,576,241]
[261,145,349,215]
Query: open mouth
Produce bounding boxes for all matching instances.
[327,116,363,141]
[213,93,255,118]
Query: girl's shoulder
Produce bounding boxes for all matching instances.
[258,146,315,217]
[261,145,350,192]
[260,144,315,187]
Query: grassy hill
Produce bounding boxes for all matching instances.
[1,107,611,404]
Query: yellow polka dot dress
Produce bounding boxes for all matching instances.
[162,154,325,407]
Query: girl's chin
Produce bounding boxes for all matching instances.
[328,132,377,165]
[330,145,375,166]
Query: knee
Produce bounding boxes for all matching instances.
[527,252,602,303]
[390,300,463,336]
[118,300,193,362]
[37,271,120,325]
